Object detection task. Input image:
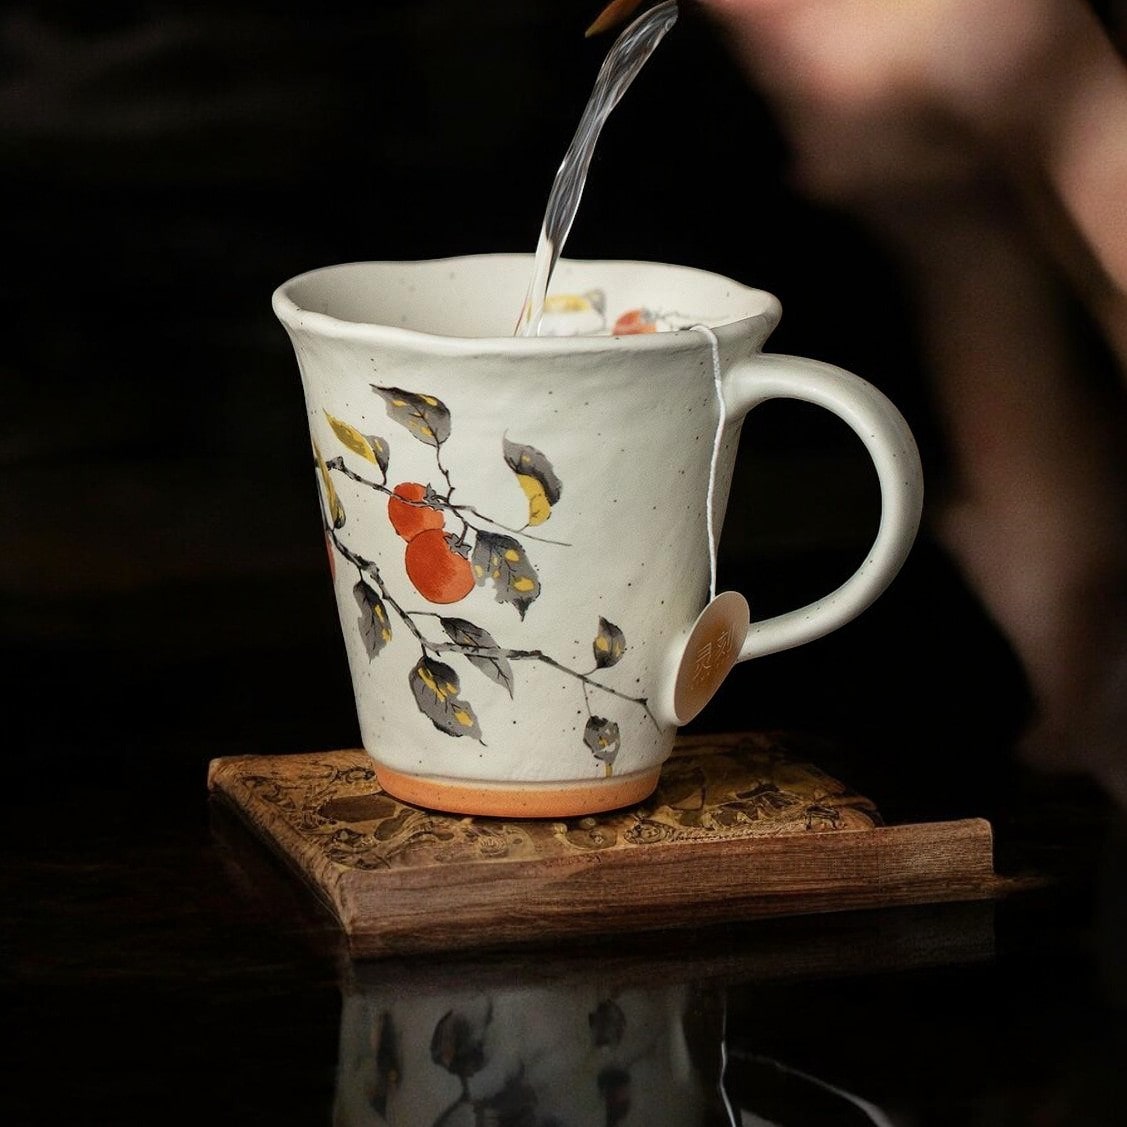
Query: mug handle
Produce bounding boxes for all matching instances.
[724,352,925,661]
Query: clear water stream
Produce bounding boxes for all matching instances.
[515,1,680,336]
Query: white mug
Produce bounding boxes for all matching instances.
[273,254,923,818]
[334,974,721,1127]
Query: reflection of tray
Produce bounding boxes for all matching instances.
[207,732,1011,959]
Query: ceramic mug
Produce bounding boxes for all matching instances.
[273,254,923,818]
[334,972,724,1127]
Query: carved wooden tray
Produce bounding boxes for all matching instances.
[207,731,1009,958]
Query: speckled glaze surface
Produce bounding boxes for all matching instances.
[273,254,923,816]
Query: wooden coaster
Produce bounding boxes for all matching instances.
[208,731,1011,959]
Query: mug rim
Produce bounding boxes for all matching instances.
[271,252,781,352]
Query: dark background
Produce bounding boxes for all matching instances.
[3,0,1030,819]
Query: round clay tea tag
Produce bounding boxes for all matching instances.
[671,591,751,725]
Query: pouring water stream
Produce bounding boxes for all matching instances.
[515,1,680,336]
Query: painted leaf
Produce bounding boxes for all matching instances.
[430,1003,492,1079]
[369,1012,400,1119]
[471,531,541,619]
[584,716,621,765]
[534,289,607,336]
[440,617,514,697]
[323,409,389,473]
[354,579,391,658]
[517,474,551,526]
[543,290,604,315]
[409,656,483,740]
[502,437,562,526]
[593,617,626,669]
[371,386,451,447]
[313,440,346,529]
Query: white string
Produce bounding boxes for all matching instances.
[690,323,725,601]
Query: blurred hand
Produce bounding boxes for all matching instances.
[695,0,1109,203]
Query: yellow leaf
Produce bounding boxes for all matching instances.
[313,441,345,529]
[544,292,593,314]
[324,410,380,464]
[516,473,551,526]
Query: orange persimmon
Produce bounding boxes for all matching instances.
[388,481,445,541]
[404,529,475,604]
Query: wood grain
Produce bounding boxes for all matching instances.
[208,732,1012,958]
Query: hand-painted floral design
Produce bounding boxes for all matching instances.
[532,289,715,338]
[315,384,658,774]
[535,289,607,336]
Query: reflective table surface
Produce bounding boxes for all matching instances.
[6,556,1126,1125]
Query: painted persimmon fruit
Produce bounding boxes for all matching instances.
[387,481,445,541]
[612,308,657,335]
[405,528,475,604]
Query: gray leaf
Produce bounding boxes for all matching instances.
[440,617,515,697]
[409,657,483,741]
[354,579,391,658]
[371,386,451,447]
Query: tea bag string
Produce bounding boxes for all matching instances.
[690,323,726,601]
